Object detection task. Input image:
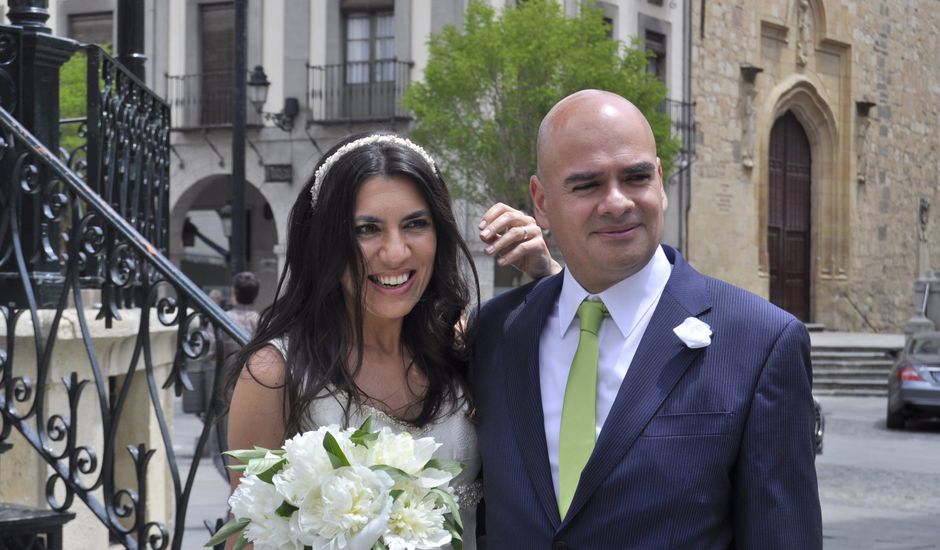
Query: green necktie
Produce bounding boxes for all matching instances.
[558,299,608,519]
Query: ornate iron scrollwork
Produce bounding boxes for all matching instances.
[0,45,249,549]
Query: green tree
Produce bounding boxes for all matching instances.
[402,0,679,208]
[59,49,88,155]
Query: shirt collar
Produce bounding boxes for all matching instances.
[557,245,673,338]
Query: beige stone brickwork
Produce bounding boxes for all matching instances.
[689,0,940,331]
[0,310,178,550]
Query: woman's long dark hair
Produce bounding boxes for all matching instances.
[225,132,479,437]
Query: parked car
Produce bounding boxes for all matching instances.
[886,332,940,429]
[813,395,824,455]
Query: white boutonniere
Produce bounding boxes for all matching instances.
[673,317,712,349]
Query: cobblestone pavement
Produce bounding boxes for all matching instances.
[816,396,940,549]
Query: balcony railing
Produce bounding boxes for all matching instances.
[307,59,413,123]
[165,71,263,129]
[659,98,696,172]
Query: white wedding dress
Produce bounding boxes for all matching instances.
[270,340,480,550]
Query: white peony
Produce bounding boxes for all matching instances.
[293,464,395,550]
[228,475,303,549]
[369,428,441,476]
[384,484,453,550]
[274,426,357,505]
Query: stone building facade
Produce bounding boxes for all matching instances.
[688,0,939,331]
[23,0,692,305]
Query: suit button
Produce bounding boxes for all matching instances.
[553,543,568,550]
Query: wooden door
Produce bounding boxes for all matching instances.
[200,2,234,126]
[768,111,812,321]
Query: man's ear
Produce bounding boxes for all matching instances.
[530,174,551,230]
[656,157,667,211]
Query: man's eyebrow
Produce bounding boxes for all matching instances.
[622,161,657,175]
[563,170,602,185]
[562,161,657,186]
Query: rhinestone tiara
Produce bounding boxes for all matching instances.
[309,135,437,209]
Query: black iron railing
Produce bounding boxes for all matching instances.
[0,44,247,550]
[307,59,413,123]
[165,71,264,129]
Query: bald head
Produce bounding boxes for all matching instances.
[528,88,666,292]
[536,90,656,177]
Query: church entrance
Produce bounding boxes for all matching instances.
[767,111,812,321]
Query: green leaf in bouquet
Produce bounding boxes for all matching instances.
[430,487,463,531]
[443,515,463,550]
[323,431,351,468]
[245,455,287,483]
[370,464,417,482]
[351,416,380,447]
[223,447,271,462]
[423,458,464,476]
[226,464,247,472]
[232,534,250,550]
[204,517,249,547]
[370,540,389,550]
[275,501,299,518]
[390,489,404,500]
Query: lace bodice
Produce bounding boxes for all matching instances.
[269,339,480,550]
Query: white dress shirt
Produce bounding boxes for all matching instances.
[540,246,672,498]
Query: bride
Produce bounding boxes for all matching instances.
[224,132,557,548]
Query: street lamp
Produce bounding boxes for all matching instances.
[247,65,270,113]
[247,65,299,132]
[217,203,233,239]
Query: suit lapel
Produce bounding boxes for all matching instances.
[502,273,564,528]
[562,247,713,524]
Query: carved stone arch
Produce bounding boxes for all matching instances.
[757,75,847,317]
[794,0,827,37]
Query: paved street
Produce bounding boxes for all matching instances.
[817,396,940,549]
[174,400,230,550]
[175,396,940,549]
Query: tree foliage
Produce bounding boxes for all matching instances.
[59,49,88,154]
[402,0,680,208]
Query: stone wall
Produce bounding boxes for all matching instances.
[689,0,940,331]
[0,309,178,550]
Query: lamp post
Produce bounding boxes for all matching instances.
[116,0,146,81]
[247,65,270,113]
[248,65,299,132]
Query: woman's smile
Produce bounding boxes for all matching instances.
[342,175,437,324]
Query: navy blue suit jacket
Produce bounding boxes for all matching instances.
[471,246,822,549]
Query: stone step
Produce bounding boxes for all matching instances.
[812,359,895,369]
[804,323,827,332]
[813,378,887,390]
[813,369,892,380]
[813,387,887,397]
[811,350,895,359]
[809,354,892,360]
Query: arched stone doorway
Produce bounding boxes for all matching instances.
[169,175,280,308]
[767,111,812,321]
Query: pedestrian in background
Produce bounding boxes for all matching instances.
[203,272,260,479]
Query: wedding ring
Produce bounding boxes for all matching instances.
[521,226,529,241]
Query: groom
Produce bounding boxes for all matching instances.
[472,90,822,548]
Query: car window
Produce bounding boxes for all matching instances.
[912,338,940,355]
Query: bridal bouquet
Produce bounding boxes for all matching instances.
[206,417,463,550]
